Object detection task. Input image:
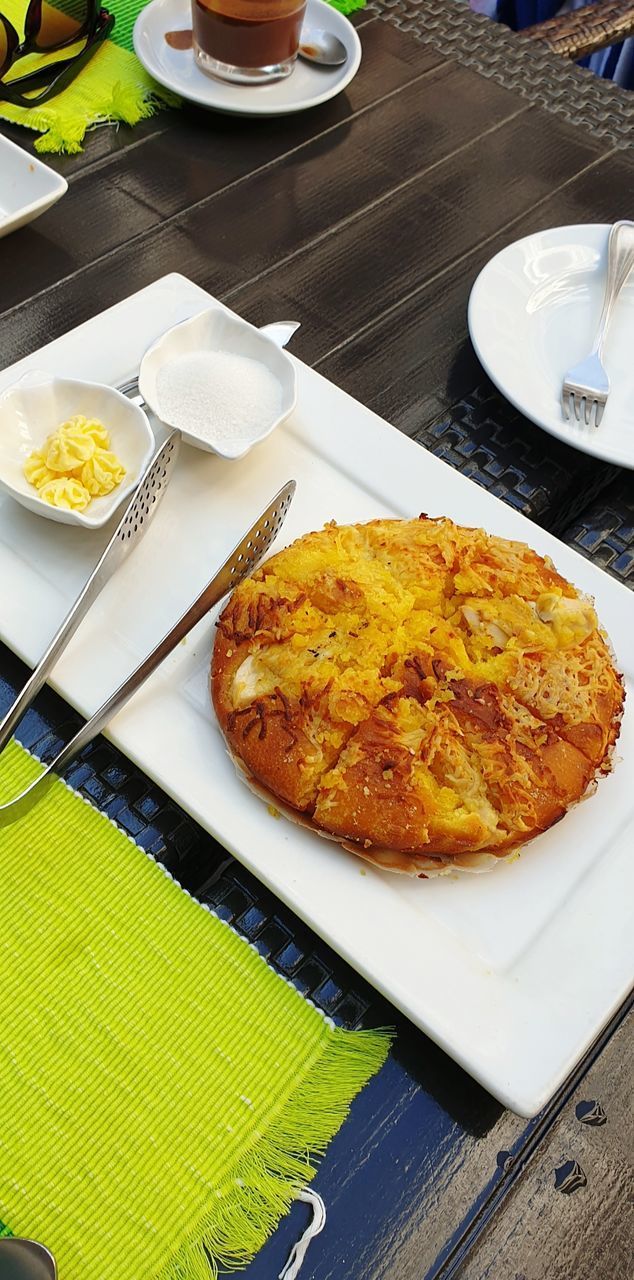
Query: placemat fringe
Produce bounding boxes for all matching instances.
[158,1026,389,1278]
[0,739,391,1280]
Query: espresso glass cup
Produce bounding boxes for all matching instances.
[192,0,306,84]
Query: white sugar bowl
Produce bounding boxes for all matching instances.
[139,307,298,461]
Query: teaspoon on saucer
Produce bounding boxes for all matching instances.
[298,28,348,66]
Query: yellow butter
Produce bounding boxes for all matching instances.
[45,419,95,472]
[75,415,111,448]
[23,450,56,490]
[39,477,92,512]
[81,448,126,497]
[24,415,126,512]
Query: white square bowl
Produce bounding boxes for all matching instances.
[139,306,297,459]
[0,374,155,527]
[0,135,68,238]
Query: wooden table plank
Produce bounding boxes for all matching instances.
[454,1006,633,1280]
[0,48,454,317]
[311,145,634,419]
[228,104,610,367]
[0,57,597,366]
[0,13,395,177]
[287,144,633,528]
[0,110,176,178]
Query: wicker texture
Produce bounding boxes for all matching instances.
[413,387,620,532]
[523,0,634,60]
[563,472,634,584]
[368,0,634,148]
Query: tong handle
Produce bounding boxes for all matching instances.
[0,545,125,757]
[0,318,300,760]
[0,573,226,813]
[0,480,295,815]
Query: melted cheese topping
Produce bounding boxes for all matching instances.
[215,517,622,858]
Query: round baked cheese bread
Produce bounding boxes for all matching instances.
[211,517,623,875]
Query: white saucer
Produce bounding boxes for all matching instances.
[133,0,362,116]
[468,224,634,470]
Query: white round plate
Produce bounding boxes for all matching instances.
[468,224,634,470]
[134,0,362,116]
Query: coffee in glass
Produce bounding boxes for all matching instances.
[192,0,307,83]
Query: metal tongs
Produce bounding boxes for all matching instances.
[0,478,296,814]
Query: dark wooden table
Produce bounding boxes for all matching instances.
[1,12,632,1279]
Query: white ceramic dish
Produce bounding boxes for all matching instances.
[139,307,297,458]
[0,374,154,528]
[133,0,362,116]
[0,136,68,238]
[0,275,632,1116]
[469,223,634,470]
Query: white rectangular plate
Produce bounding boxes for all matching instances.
[1,274,632,1116]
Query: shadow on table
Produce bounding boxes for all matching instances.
[390,1009,504,1138]
[1,225,75,286]
[181,87,355,155]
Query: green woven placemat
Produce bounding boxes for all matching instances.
[0,739,389,1279]
[0,0,366,153]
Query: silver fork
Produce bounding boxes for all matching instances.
[561,219,634,428]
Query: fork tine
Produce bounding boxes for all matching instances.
[562,389,570,420]
[595,400,605,428]
[584,397,593,427]
[573,394,582,423]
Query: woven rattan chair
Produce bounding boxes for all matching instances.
[521,0,634,60]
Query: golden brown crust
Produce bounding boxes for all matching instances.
[211,645,352,811]
[211,517,624,875]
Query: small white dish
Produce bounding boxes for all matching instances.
[468,223,634,470]
[0,374,155,528]
[0,136,68,239]
[139,306,297,458]
[133,0,362,117]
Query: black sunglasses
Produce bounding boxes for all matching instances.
[0,0,114,105]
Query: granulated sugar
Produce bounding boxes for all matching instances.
[156,350,283,446]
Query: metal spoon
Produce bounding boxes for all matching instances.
[0,1240,57,1279]
[298,29,348,67]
